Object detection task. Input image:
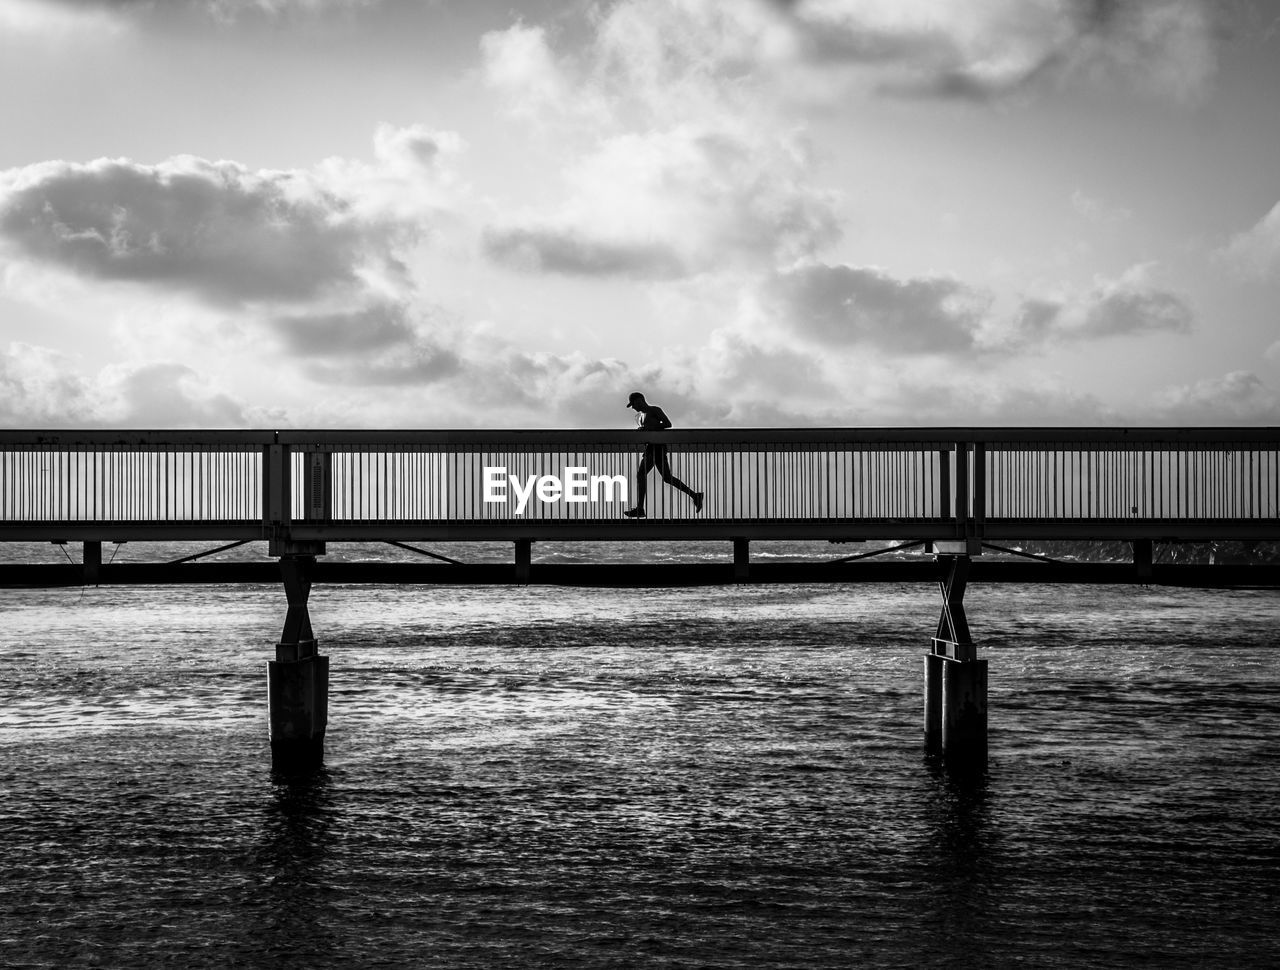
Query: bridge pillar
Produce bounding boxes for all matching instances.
[733,539,750,582]
[1133,539,1153,581]
[924,552,987,764]
[515,539,532,584]
[83,540,101,585]
[268,552,329,773]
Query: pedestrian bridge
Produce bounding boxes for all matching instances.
[3,426,1276,770]
[3,427,1277,544]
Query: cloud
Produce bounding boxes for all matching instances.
[1019,263,1193,341]
[483,125,840,279]
[270,299,420,358]
[0,126,469,378]
[480,23,588,123]
[1071,187,1132,225]
[0,156,403,305]
[534,0,1220,114]
[482,228,686,280]
[789,0,1218,103]
[102,361,247,426]
[1152,370,1279,423]
[1216,200,1280,279]
[0,125,467,308]
[0,342,246,427]
[764,260,1192,356]
[764,263,988,354]
[16,0,380,27]
[0,342,96,424]
[0,0,129,37]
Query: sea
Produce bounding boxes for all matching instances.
[1,539,1278,969]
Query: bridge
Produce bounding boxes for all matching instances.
[3,427,1278,771]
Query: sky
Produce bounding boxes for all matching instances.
[0,0,1278,429]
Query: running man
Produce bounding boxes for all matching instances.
[623,391,703,518]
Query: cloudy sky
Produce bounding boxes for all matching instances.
[1,0,1278,428]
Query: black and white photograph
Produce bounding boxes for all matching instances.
[1,1,1278,966]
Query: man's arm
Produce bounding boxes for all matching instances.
[651,407,673,430]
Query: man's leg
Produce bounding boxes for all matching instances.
[657,452,703,512]
[626,452,653,516]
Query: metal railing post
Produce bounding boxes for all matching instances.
[954,442,969,538]
[263,442,291,537]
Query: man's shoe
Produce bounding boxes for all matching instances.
[693,492,704,514]
[623,507,647,518]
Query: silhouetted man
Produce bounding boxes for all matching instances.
[623,391,703,518]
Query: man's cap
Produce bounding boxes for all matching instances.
[626,391,644,407]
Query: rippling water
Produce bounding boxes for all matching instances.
[2,547,1278,967]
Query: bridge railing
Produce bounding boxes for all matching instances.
[1,428,1277,541]
[0,432,271,531]
[973,430,1280,538]
[280,430,950,525]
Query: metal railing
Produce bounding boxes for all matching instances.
[1,428,1276,542]
[286,433,947,523]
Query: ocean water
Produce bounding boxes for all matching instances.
[1,542,1278,968]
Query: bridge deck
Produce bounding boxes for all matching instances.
[3,427,1277,546]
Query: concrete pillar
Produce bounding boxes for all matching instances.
[925,653,987,761]
[1133,538,1153,581]
[515,539,532,584]
[269,652,329,772]
[924,652,944,750]
[83,540,102,585]
[269,554,329,772]
[941,656,987,761]
[925,552,987,763]
[734,538,750,581]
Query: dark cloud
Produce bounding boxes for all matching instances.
[768,260,1193,357]
[278,301,463,386]
[0,157,407,306]
[482,226,687,280]
[778,0,1217,103]
[1020,274,1193,341]
[767,264,986,354]
[1075,285,1193,336]
[271,301,420,358]
[301,348,461,387]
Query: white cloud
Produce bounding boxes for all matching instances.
[0,126,471,379]
[484,125,840,279]
[1152,370,1279,423]
[1071,188,1132,225]
[480,23,589,123]
[0,0,128,37]
[1217,200,1280,279]
[0,342,247,427]
[0,124,467,305]
[8,0,381,29]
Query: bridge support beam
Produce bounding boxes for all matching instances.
[268,553,329,773]
[924,553,987,764]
